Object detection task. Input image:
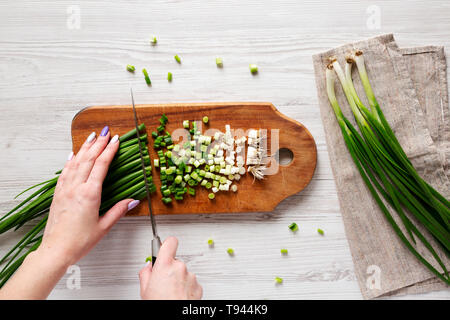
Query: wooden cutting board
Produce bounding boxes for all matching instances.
[71,102,317,215]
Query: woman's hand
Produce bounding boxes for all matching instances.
[0,127,139,299]
[40,126,139,266]
[139,237,203,300]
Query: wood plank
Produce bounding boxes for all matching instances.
[71,102,317,215]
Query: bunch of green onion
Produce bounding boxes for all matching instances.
[325,51,450,284]
[0,124,155,287]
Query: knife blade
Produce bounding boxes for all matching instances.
[130,88,161,265]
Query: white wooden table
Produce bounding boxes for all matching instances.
[0,0,449,299]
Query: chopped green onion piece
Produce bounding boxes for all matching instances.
[202,116,209,124]
[160,114,168,124]
[288,222,298,232]
[150,37,157,45]
[162,197,172,204]
[142,68,151,85]
[167,72,173,82]
[249,64,258,74]
[208,238,214,246]
[174,54,181,64]
[317,228,324,235]
[126,64,135,72]
[208,193,215,200]
[162,189,171,196]
[183,120,189,129]
[280,249,288,255]
[275,277,283,284]
[227,248,234,255]
[174,176,183,184]
[215,57,223,68]
[191,172,199,180]
[188,187,195,196]
[145,256,152,262]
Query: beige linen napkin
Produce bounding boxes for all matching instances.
[312,34,449,299]
[401,46,450,178]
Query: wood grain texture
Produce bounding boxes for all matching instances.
[72,102,317,215]
[0,0,449,300]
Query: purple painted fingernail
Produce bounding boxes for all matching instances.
[67,151,74,161]
[127,200,140,211]
[100,126,109,137]
[110,134,119,144]
[86,132,96,143]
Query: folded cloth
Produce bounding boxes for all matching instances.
[401,46,450,178]
[312,34,449,299]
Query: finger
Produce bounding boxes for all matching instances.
[75,126,111,183]
[187,273,202,299]
[98,199,139,233]
[65,131,97,183]
[87,134,120,185]
[55,151,75,193]
[194,284,203,299]
[190,282,203,300]
[139,262,153,294]
[173,260,188,275]
[75,131,97,163]
[187,272,196,285]
[155,237,179,265]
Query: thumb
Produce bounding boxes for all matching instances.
[139,262,153,294]
[98,199,139,233]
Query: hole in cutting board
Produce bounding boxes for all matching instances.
[276,148,294,166]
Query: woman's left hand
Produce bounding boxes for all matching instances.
[0,126,140,299]
[40,126,140,266]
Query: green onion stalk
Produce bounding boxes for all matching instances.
[325,52,450,285]
[0,124,156,287]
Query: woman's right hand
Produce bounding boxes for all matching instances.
[139,237,203,300]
